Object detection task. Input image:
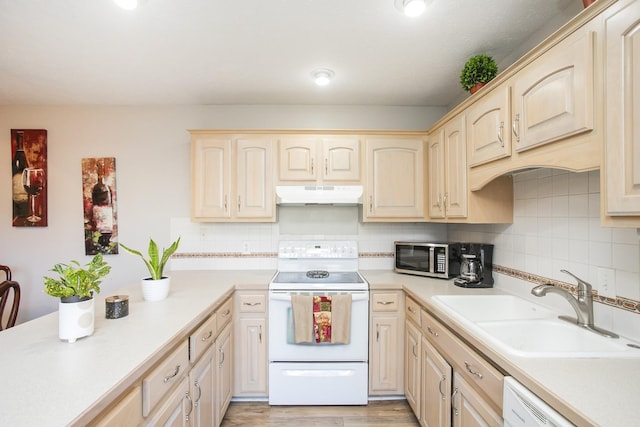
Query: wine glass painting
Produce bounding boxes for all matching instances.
[82,157,118,255]
[11,129,48,227]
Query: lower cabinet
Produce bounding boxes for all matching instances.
[189,346,216,427]
[369,291,404,395]
[234,291,268,397]
[404,296,503,427]
[216,322,233,427]
[145,377,191,427]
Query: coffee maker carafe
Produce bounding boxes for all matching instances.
[454,243,494,288]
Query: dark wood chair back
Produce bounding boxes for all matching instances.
[0,265,11,281]
[0,280,20,330]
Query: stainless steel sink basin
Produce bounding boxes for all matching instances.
[431,294,640,358]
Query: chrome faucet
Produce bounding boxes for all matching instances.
[531,269,619,338]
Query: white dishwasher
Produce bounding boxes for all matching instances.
[503,377,574,426]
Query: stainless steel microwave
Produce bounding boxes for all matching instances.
[394,242,462,279]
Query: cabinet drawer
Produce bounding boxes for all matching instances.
[216,297,233,334]
[189,313,217,363]
[421,309,503,410]
[405,296,421,325]
[372,292,400,312]
[238,293,266,313]
[142,340,189,416]
[90,386,142,427]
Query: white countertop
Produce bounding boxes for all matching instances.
[362,270,640,427]
[0,270,274,427]
[1,269,637,426]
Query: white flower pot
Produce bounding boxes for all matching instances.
[141,277,170,301]
[59,296,95,343]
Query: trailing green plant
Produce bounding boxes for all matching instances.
[120,237,181,280]
[43,253,111,299]
[459,54,498,91]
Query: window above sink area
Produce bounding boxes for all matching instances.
[431,294,640,359]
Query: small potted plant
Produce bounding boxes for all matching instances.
[120,237,180,301]
[460,54,498,94]
[43,253,111,343]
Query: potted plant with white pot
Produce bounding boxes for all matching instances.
[120,237,180,302]
[43,253,111,343]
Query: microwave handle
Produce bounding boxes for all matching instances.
[429,246,435,274]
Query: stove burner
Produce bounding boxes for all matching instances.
[306,270,329,279]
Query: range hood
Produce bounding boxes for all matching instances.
[276,185,363,205]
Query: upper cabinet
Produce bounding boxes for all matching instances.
[602,0,640,224]
[428,114,468,220]
[363,135,425,221]
[191,132,275,222]
[467,86,512,167]
[278,136,360,183]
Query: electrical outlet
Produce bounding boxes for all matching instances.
[242,241,251,254]
[596,267,617,299]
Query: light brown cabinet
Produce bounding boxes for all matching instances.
[144,377,191,427]
[190,133,275,222]
[404,319,422,417]
[467,86,512,167]
[602,0,640,224]
[215,322,233,427]
[278,136,360,183]
[189,346,216,427]
[364,136,425,221]
[369,291,404,395]
[234,291,268,397]
[421,337,451,427]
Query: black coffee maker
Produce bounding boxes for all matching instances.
[453,243,494,288]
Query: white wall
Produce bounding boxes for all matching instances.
[0,104,446,322]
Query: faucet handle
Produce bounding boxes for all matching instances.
[560,269,592,295]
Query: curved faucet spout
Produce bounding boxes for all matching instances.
[531,284,590,325]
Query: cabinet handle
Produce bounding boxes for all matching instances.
[259,324,263,343]
[325,158,328,175]
[412,343,418,359]
[497,121,504,147]
[443,192,448,210]
[438,375,446,400]
[376,300,393,306]
[163,364,181,383]
[237,195,241,212]
[221,309,231,317]
[436,194,441,209]
[464,361,484,379]
[243,301,261,306]
[311,158,315,174]
[201,330,213,342]
[219,347,225,368]
[184,391,193,421]
[376,324,380,342]
[512,113,520,142]
[369,196,373,212]
[194,379,202,407]
[224,195,228,212]
[408,306,417,314]
[452,387,459,416]
[426,326,439,337]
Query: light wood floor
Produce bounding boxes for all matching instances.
[221,400,420,427]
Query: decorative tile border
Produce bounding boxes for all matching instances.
[495,265,640,315]
[173,251,395,259]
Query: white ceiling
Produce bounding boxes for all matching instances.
[0,0,576,107]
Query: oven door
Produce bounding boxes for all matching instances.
[268,290,369,362]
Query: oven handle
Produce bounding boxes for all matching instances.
[269,291,369,302]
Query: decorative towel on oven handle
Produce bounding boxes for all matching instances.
[291,294,352,344]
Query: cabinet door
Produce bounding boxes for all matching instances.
[90,386,143,427]
[370,315,400,393]
[144,378,190,427]
[190,346,215,427]
[467,85,511,166]
[215,322,233,427]
[322,137,360,182]
[365,138,425,219]
[191,138,232,219]
[604,0,640,215]
[428,130,445,219]
[236,317,267,395]
[236,138,274,219]
[421,337,452,427]
[444,115,467,218]
[513,30,595,152]
[404,320,421,419]
[452,373,502,427]
[278,138,317,181]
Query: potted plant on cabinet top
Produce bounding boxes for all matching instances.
[120,237,180,302]
[459,53,498,94]
[43,253,111,343]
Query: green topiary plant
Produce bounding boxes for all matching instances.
[120,237,181,280]
[43,253,111,299]
[459,54,498,92]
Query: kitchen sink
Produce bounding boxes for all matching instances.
[431,294,640,358]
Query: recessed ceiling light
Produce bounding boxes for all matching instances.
[312,69,335,86]
[394,0,428,17]
[113,0,144,10]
